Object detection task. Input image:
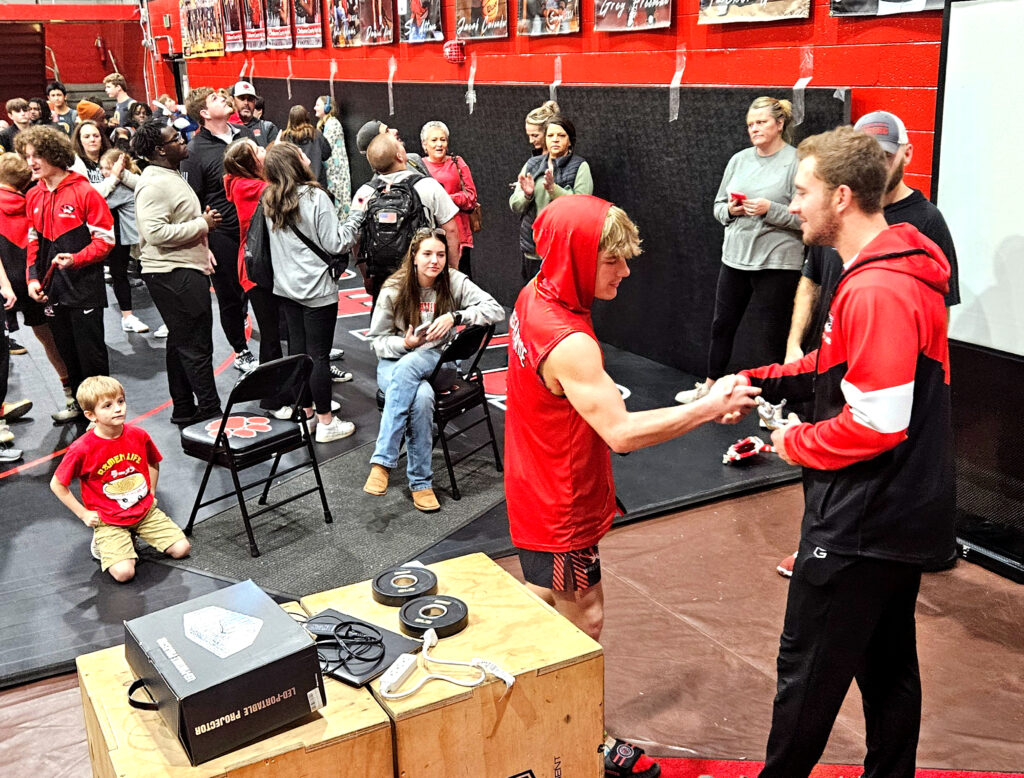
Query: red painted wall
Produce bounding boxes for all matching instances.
[146,0,942,192]
[44,22,147,95]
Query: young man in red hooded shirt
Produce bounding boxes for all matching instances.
[505,195,761,776]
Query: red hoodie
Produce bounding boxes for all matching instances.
[741,223,954,564]
[0,185,29,280]
[505,195,617,552]
[223,173,267,293]
[25,170,113,308]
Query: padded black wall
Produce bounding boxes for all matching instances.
[253,79,848,374]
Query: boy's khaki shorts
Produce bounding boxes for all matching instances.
[94,504,186,572]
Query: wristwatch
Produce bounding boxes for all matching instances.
[452,311,463,325]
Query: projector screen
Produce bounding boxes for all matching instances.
[936,0,1024,357]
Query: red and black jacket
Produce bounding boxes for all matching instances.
[741,223,955,565]
[25,171,114,309]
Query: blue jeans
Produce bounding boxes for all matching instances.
[372,349,442,491]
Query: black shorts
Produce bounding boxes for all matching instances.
[518,544,602,592]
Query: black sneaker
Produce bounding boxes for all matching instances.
[233,349,258,373]
[330,365,353,383]
[8,339,27,355]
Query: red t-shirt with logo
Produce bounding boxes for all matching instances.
[55,425,163,527]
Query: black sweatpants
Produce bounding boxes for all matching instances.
[107,242,134,312]
[49,305,109,397]
[143,268,221,417]
[0,317,9,408]
[280,299,337,415]
[759,546,923,778]
[207,230,248,354]
[707,264,800,380]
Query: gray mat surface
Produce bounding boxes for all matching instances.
[155,440,505,598]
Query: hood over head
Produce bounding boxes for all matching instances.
[847,222,950,297]
[533,194,611,314]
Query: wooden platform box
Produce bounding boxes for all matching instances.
[301,553,605,778]
[76,602,393,778]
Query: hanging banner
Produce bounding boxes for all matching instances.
[181,0,226,58]
[830,0,942,16]
[456,0,509,38]
[266,0,294,47]
[518,0,580,35]
[398,0,444,42]
[327,0,362,46]
[594,0,671,30]
[294,0,324,46]
[242,0,268,49]
[223,0,246,50]
[698,0,809,24]
[360,0,395,44]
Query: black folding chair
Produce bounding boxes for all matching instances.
[181,355,332,557]
[375,323,503,500]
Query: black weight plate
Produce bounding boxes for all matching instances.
[371,567,439,607]
[398,595,469,639]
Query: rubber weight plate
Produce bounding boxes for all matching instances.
[371,566,439,606]
[398,595,469,639]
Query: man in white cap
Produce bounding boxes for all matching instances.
[231,81,278,148]
[777,110,960,578]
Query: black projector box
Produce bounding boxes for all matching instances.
[124,580,326,766]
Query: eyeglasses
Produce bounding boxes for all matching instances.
[160,133,185,147]
[414,227,446,239]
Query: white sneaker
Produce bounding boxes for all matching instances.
[0,420,13,444]
[675,382,711,405]
[0,445,23,463]
[315,417,355,443]
[51,398,83,423]
[271,406,294,420]
[121,314,150,333]
[154,324,169,338]
[90,535,101,561]
[329,348,345,361]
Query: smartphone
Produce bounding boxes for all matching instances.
[729,191,747,203]
[414,321,431,336]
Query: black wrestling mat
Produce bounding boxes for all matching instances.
[154,440,507,598]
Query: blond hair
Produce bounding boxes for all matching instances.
[76,376,125,413]
[103,73,128,91]
[526,100,560,128]
[797,126,888,215]
[0,152,31,190]
[748,96,795,144]
[600,206,642,259]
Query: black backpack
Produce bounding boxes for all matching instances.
[358,173,433,277]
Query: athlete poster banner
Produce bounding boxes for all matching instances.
[181,0,226,58]
[359,0,396,45]
[327,0,362,46]
[698,0,809,24]
[223,0,246,50]
[518,0,581,35]
[265,0,294,47]
[293,0,324,46]
[830,0,942,16]
[242,0,267,49]
[594,0,671,31]
[455,0,509,38]
[398,0,443,42]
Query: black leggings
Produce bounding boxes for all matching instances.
[248,285,289,410]
[280,298,337,414]
[458,247,472,280]
[707,264,800,380]
[107,243,133,312]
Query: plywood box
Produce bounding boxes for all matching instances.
[301,553,605,778]
[76,602,393,778]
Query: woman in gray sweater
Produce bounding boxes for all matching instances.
[363,228,504,512]
[677,96,804,404]
[263,143,358,444]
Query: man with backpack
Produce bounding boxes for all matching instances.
[351,133,459,304]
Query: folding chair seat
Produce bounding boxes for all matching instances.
[374,323,503,500]
[181,355,332,557]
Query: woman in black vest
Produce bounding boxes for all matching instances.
[509,116,593,281]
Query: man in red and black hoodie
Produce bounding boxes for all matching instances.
[17,126,113,418]
[727,127,955,778]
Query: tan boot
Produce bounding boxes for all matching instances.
[411,488,440,512]
[363,464,390,496]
